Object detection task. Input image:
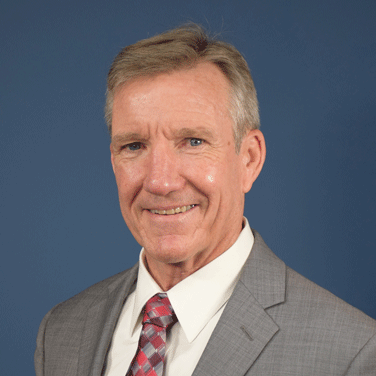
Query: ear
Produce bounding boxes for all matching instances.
[239,129,266,193]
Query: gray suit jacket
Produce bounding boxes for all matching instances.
[35,231,376,375]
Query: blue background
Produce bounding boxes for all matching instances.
[1,0,375,374]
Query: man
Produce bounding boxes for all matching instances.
[35,24,376,375]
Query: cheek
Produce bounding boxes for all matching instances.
[114,163,144,200]
[186,162,225,200]
[198,159,243,199]
[207,174,214,183]
[185,160,218,185]
[201,158,239,186]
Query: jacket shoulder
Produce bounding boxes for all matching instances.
[267,265,376,371]
[43,264,138,326]
[284,265,376,331]
[35,264,138,375]
[248,231,376,373]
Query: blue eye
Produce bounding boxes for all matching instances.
[190,138,203,146]
[126,142,142,151]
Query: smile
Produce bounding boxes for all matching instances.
[149,205,196,215]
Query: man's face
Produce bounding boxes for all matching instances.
[111,63,253,274]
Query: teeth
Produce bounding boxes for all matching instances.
[150,205,195,215]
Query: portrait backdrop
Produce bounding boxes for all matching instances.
[1,0,375,374]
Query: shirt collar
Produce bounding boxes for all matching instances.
[130,218,254,342]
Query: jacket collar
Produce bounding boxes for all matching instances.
[78,264,139,376]
[192,230,286,376]
[240,230,286,309]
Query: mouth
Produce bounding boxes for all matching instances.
[148,204,196,215]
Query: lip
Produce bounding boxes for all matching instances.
[145,204,196,211]
[145,204,198,218]
[148,204,196,215]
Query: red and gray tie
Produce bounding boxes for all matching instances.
[126,293,177,376]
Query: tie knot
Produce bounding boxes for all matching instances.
[143,293,177,329]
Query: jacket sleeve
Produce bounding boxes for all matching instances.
[344,333,376,375]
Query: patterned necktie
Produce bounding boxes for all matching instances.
[126,293,177,376]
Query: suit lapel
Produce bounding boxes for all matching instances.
[192,283,280,376]
[77,265,138,376]
[193,231,286,376]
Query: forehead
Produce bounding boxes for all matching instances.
[111,63,232,133]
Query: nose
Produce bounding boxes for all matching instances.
[143,144,184,196]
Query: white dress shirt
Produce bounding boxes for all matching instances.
[105,219,254,376]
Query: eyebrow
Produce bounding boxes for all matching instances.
[173,127,216,140]
[111,132,146,145]
[111,127,216,145]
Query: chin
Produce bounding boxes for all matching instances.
[145,238,200,265]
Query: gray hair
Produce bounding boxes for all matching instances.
[105,23,260,152]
